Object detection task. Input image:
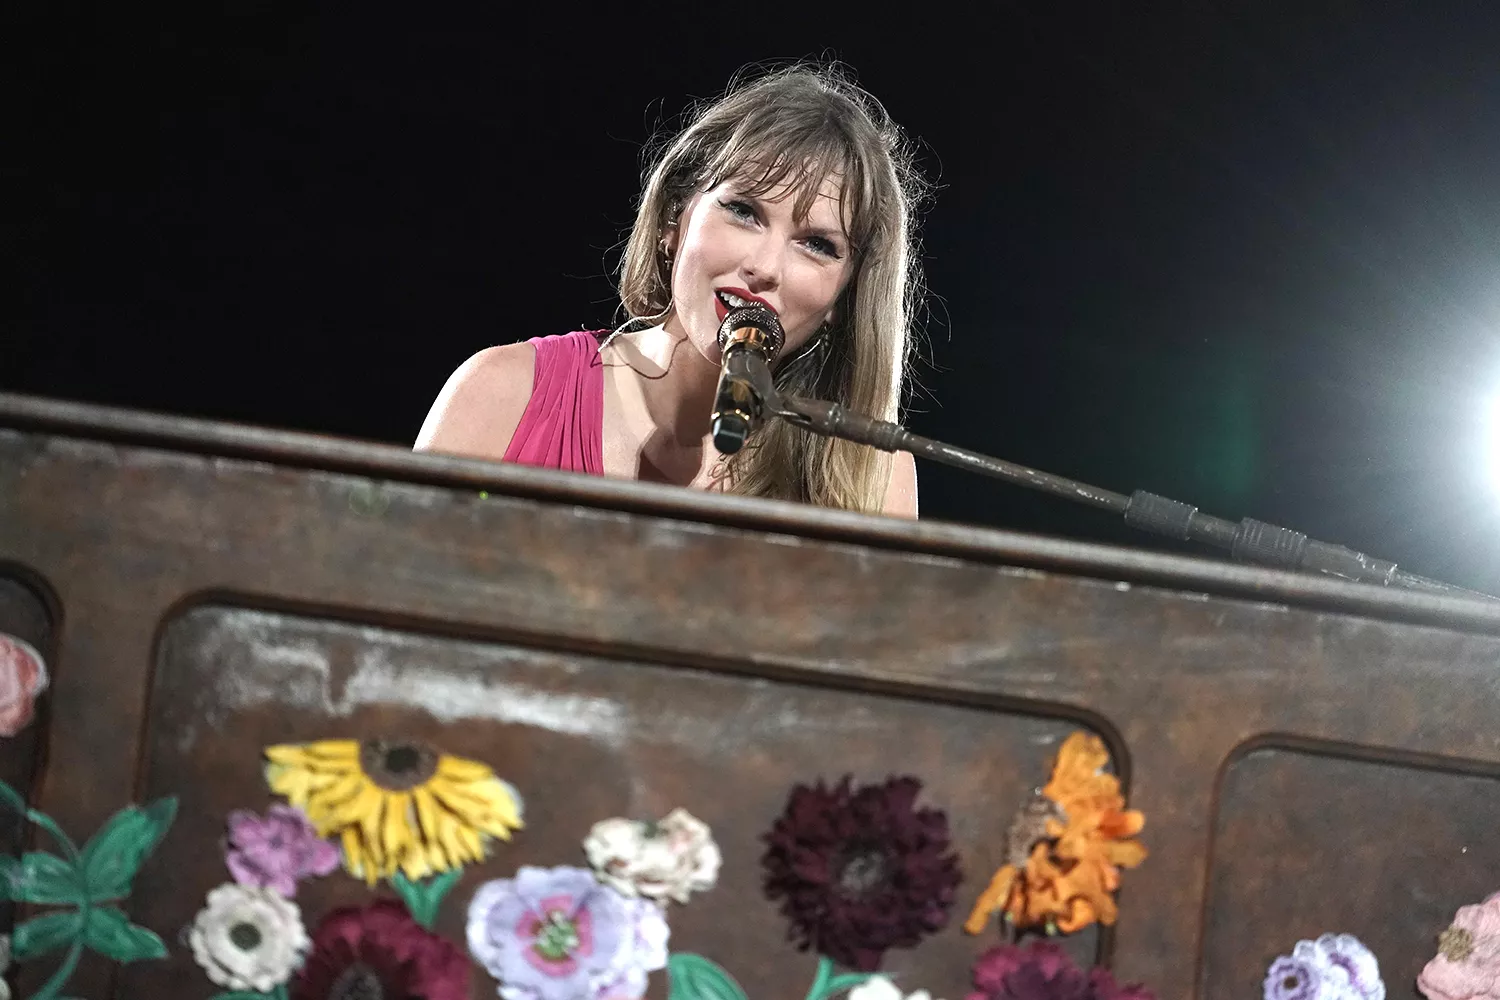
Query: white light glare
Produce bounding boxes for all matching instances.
[1485,392,1500,499]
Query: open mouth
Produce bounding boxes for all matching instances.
[714,288,773,322]
[717,290,759,309]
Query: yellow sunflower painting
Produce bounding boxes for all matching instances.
[264,738,523,884]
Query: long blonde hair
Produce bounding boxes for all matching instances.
[617,63,928,513]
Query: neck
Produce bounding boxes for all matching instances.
[603,318,724,480]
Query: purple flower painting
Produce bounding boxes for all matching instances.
[225,804,340,898]
[466,865,668,1000]
[1264,934,1384,1000]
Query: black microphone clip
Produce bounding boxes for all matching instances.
[711,306,784,455]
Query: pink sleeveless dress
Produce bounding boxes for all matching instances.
[501,331,607,475]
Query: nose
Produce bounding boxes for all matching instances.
[739,233,781,294]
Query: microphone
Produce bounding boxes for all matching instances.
[711,305,785,454]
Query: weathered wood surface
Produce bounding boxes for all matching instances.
[0,576,52,951]
[3,391,1500,1000]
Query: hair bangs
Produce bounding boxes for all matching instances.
[700,116,875,252]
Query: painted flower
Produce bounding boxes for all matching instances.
[584,807,721,904]
[972,942,1075,998]
[265,738,524,884]
[1264,935,1382,1000]
[1419,892,1500,1000]
[967,733,1146,936]
[1314,935,1384,1000]
[466,865,669,1000]
[761,774,961,972]
[1263,952,1353,1000]
[225,804,340,897]
[852,975,945,1000]
[189,882,311,993]
[969,942,1155,1000]
[291,898,469,1000]
[0,633,48,738]
[1087,970,1157,1000]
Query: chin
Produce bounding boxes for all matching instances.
[679,311,723,361]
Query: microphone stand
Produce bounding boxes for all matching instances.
[737,361,1491,599]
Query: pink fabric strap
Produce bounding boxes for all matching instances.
[501,330,606,475]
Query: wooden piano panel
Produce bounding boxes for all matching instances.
[7,395,1500,998]
[123,604,1100,999]
[1204,744,1500,997]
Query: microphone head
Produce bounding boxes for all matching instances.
[716,305,785,363]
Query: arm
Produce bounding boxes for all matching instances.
[881,450,919,518]
[414,344,536,462]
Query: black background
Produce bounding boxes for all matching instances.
[11,3,1500,592]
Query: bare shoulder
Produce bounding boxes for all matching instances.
[881,450,919,518]
[414,343,537,461]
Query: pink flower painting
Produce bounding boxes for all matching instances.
[0,633,48,737]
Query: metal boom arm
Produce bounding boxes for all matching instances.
[774,394,1490,600]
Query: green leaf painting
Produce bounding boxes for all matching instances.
[12,910,85,961]
[0,779,177,999]
[8,851,86,905]
[391,868,462,930]
[668,952,751,1000]
[79,797,178,901]
[79,906,168,963]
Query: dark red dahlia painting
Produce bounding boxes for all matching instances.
[761,775,962,971]
[291,898,469,1000]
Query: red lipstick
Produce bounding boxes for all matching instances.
[713,287,776,323]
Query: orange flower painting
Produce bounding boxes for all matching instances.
[965,732,1147,936]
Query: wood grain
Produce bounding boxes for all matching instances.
[3,393,1500,999]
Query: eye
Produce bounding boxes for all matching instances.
[719,199,757,222]
[803,235,843,260]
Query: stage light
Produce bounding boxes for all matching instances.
[1486,392,1500,498]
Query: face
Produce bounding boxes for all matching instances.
[663,170,855,365]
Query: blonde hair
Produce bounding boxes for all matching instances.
[617,63,928,513]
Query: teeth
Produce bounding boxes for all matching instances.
[719,291,752,308]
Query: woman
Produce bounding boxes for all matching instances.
[416,64,927,517]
